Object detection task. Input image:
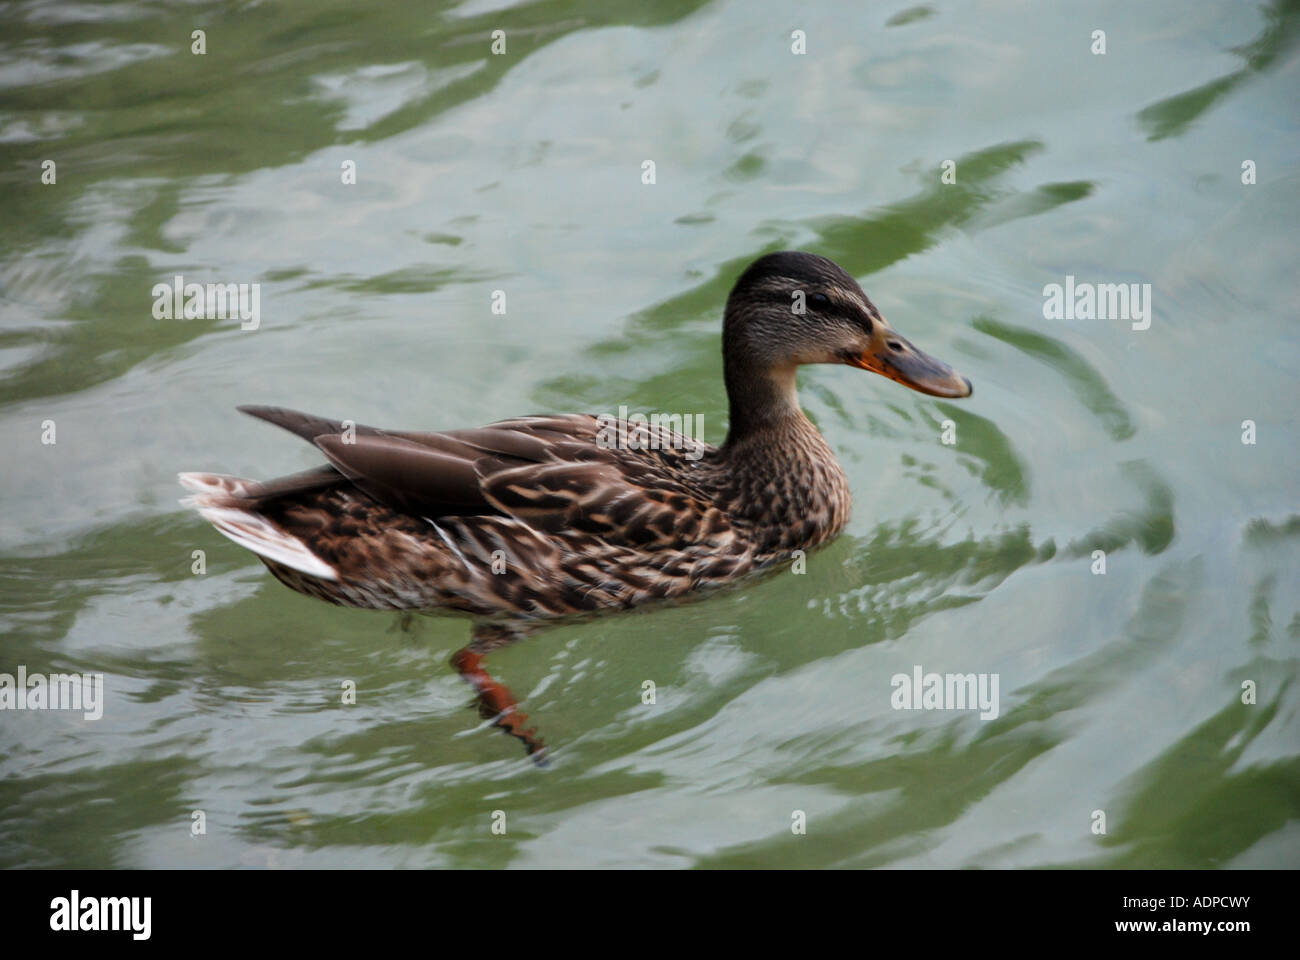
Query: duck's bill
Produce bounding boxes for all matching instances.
[848,334,973,398]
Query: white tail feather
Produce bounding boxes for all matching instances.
[196,506,339,581]
[178,471,261,498]
[178,473,339,581]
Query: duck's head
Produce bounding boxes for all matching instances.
[723,252,972,412]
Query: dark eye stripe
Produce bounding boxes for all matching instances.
[783,286,873,333]
[808,292,858,322]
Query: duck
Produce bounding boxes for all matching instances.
[181,251,972,760]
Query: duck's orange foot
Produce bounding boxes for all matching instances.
[451,646,548,766]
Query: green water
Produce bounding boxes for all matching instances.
[1,0,1297,869]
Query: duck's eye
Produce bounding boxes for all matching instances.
[810,292,831,307]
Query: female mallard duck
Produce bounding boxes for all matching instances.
[181,251,971,759]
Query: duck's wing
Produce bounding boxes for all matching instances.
[238,404,503,515]
[237,407,729,549]
[473,417,730,550]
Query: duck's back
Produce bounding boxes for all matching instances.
[181,407,784,618]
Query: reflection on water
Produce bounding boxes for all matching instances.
[1136,0,1300,141]
[0,0,1297,868]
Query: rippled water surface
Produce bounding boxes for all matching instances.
[1,0,1298,868]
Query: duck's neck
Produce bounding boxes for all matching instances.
[723,362,802,442]
[716,363,852,555]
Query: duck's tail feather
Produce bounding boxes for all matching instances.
[179,470,340,581]
[179,465,340,503]
[237,405,357,445]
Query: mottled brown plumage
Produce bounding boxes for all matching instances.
[182,251,971,621]
[180,251,972,760]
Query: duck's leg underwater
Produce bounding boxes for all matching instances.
[452,622,547,765]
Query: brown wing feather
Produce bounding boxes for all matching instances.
[313,433,490,514]
[474,417,731,550]
[236,407,729,551]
